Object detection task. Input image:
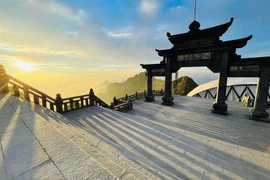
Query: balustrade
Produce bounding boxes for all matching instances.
[0,64,163,114]
[7,75,56,111]
[111,89,163,112]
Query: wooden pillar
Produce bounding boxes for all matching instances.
[162,57,174,106]
[145,69,154,102]
[0,64,9,93]
[251,66,270,122]
[212,52,229,115]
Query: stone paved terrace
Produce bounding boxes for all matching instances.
[0,93,270,180]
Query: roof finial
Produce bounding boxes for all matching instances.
[194,0,197,21]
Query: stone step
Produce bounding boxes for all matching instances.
[18,106,117,180]
[27,103,149,180]
[63,106,183,180]
[63,123,155,180]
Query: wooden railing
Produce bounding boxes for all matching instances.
[1,64,164,114]
[94,96,111,108]
[55,89,111,113]
[153,90,164,96]
[2,71,110,113]
[7,75,56,111]
[111,89,164,112]
[61,94,90,112]
[5,76,163,114]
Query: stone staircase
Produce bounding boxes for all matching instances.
[0,93,138,179]
[25,98,171,179]
[28,100,160,180]
[62,107,183,180]
[0,94,117,180]
[2,92,270,180]
[60,96,270,180]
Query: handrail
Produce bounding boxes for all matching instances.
[8,75,55,101]
[55,89,111,113]
[61,94,90,112]
[94,96,110,108]
[7,74,56,111]
[111,90,164,112]
[6,74,111,113]
[113,99,132,112]
[62,94,88,101]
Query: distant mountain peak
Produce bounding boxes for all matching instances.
[172,76,198,95]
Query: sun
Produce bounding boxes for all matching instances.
[12,61,36,72]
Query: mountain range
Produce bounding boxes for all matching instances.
[95,72,198,104]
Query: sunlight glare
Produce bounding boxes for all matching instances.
[12,61,36,72]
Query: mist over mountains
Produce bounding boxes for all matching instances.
[96,72,198,104]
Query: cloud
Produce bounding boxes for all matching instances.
[138,0,160,17]
[0,45,83,57]
[49,2,86,24]
[27,0,87,24]
[106,32,131,38]
[66,31,79,36]
[103,26,132,38]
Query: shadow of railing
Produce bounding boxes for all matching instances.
[0,94,36,179]
[97,105,270,179]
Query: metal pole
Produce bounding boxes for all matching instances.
[194,0,197,21]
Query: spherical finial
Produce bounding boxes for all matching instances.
[189,20,200,31]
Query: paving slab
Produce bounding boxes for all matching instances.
[63,95,270,180]
[12,160,65,180]
[1,125,36,150]
[3,140,50,178]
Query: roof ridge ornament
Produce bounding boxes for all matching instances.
[189,20,200,31]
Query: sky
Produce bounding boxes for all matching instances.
[0,0,270,97]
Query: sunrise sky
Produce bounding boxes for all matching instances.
[0,0,269,97]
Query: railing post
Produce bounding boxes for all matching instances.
[0,64,9,93]
[50,102,54,111]
[110,102,114,109]
[55,93,63,113]
[128,99,133,110]
[136,91,138,99]
[80,97,84,107]
[42,95,47,108]
[144,90,146,97]
[13,84,20,97]
[70,99,74,110]
[160,88,164,96]
[125,94,128,101]
[89,88,95,106]
[75,101,79,108]
[23,86,30,101]
[33,94,39,104]
[113,96,117,106]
